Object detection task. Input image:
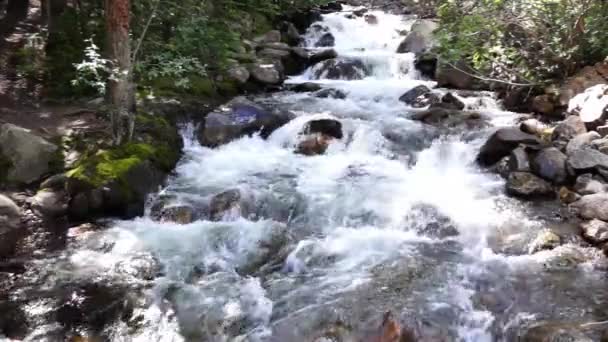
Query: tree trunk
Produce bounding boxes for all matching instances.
[105,0,133,145]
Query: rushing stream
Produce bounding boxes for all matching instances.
[16,6,608,342]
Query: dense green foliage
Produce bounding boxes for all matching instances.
[42,0,329,98]
[435,0,608,86]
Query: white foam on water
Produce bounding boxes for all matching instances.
[49,5,607,342]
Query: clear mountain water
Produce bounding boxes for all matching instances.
[17,6,608,342]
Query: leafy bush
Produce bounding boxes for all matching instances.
[435,0,608,86]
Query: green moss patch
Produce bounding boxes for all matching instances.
[66,113,182,195]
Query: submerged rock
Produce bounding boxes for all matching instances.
[529,230,562,253]
[315,32,335,47]
[314,88,347,99]
[209,189,254,221]
[405,203,459,238]
[506,172,554,199]
[410,108,485,130]
[477,128,541,166]
[302,119,343,139]
[289,82,323,93]
[296,119,343,156]
[0,123,59,184]
[398,85,439,108]
[430,92,465,110]
[199,97,293,147]
[311,58,369,80]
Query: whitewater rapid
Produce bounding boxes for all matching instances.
[29,6,608,342]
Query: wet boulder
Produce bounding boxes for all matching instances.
[315,32,335,47]
[410,108,486,130]
[398,85,440,108]
[311,58,369,80]
[506,172,554,199]
[227,65,250,84]
[436,61,475,90]
[580,219,608,245]
[477,127,541,166]
[570,193,608,221]
[430,92,465,111]
[198,97,293,147]
[396,19,438,54]
[551,115,587,146]
[530,147,568,184]
[406,203,459,238]
[0,194,21,258]
[296,119,343,156]
[314,88,347,99]
[209,189,254,221]
[150,201,196,225]
[302,119,343,139]
[567,148,608,174]
[309,48,338,65]
[364,14,379,25]
[0,123,59,184]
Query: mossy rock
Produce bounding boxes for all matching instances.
[65,113,182,218]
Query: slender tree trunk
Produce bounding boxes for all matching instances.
[105,0,133,145]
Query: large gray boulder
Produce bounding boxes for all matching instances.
[198,97,294,147]
[506,172,554,199]
[396,19,438,54]
[530,147,568,184]
[567,148,608,174]
[0,194,21,258]
[571,193,608,221]
[0,124,59,184]
[508,147,531,173]
[477,128,541,166]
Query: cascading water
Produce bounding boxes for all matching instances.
[20,6,608,342]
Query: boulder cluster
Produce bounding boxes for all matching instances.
[478,84,608,252]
